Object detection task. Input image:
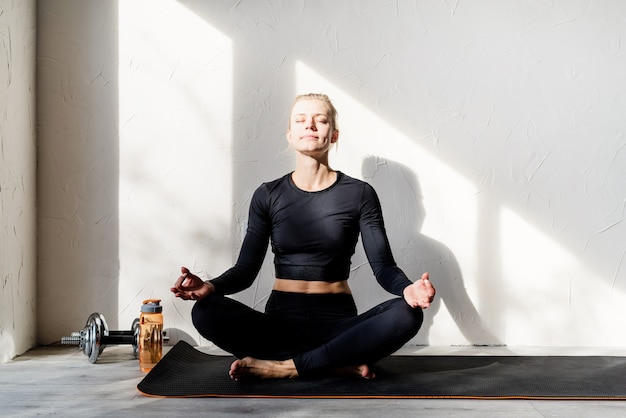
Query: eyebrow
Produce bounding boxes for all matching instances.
[293,113,329,118]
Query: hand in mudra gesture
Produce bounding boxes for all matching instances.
[170,266,214,301]
[403,272,436,309]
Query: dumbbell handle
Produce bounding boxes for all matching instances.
[102,330,136,345]
[60,330,136,346]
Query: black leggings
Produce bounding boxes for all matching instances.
[191,290,423,376]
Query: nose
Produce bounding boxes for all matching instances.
[305,116,317,130]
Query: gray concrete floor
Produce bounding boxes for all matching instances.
[1,344,625,418]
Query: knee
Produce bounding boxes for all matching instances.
[191,298,208,333]
[190,299,205,330]
[191,294,222,336]
[392,298,424,335]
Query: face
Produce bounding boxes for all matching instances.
[286,99,338,156]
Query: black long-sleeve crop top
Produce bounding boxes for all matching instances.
[208,171,413,296]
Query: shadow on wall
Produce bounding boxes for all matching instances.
[162,327,197,347]
[361,156,500,346]
[36,0,120,342]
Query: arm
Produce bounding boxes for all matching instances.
[359,183,412,296]
[207,185,271,295]
[359,184,435,307]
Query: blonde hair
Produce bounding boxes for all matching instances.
[289,93,339,132]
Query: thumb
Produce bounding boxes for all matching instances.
[181,266,190,275]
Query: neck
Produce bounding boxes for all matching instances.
[292,156,336,192]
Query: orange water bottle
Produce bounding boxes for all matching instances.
[139,299,163,372]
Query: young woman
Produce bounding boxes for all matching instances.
[171,93,436,380]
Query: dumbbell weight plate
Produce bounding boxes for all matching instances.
[132,318,140,359]
[84,313,108,364]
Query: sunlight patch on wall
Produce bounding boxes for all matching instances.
[295,61,477,258]
[118,0,233,332]
[500,206,626,345]
[295,61,486,343]
[295,61,626,346]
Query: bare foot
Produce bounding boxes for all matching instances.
[334,364,376,380]
[229,357,299,381]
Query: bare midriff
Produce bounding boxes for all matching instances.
[273,278,352,294]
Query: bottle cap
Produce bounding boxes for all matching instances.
[141,299,163,313]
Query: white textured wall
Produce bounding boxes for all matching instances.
[38,0,626,349]
[0,0,37,363]
[37,1,120,342]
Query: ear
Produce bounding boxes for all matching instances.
[331,129,339,143]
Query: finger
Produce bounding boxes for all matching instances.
[423,282,433,292]
[175,266,191,286]
[180,266,191,282]
[181,267,200,285]
[173,278,184,290]
[422,275,435,290]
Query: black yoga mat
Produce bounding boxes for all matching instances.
[137,341,626,399]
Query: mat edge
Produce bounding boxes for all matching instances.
[136,388,626,400]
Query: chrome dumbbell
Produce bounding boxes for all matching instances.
[61,313,139,363]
